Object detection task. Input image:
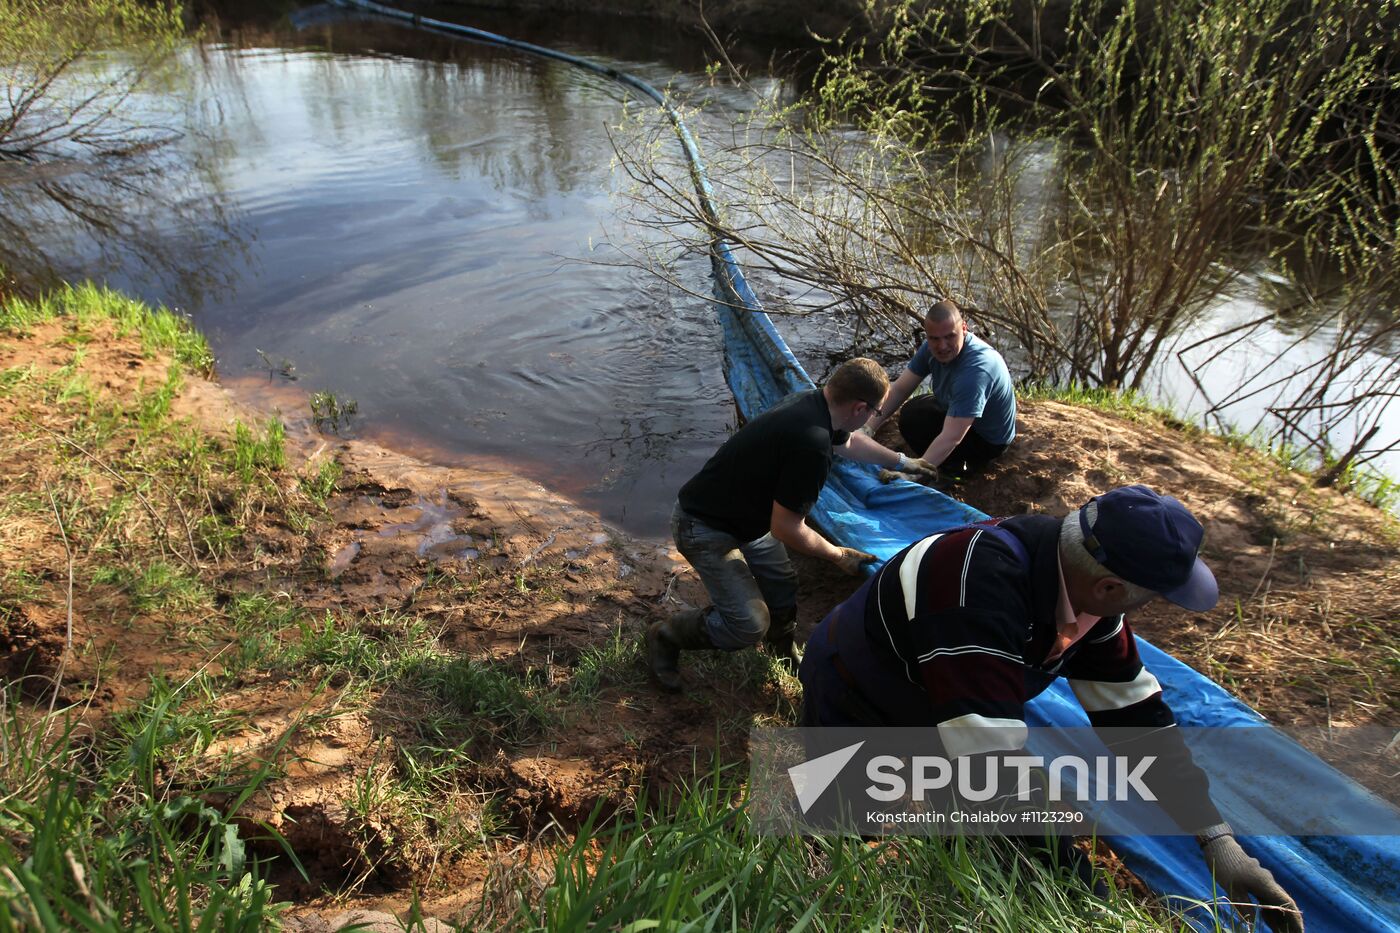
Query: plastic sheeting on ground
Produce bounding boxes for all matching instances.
[330,3,1400,929]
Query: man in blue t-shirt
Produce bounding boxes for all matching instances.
[866,299,1017,478]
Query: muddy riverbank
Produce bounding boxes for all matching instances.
[2,290,1395,926]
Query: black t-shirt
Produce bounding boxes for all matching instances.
[678,389,848,542]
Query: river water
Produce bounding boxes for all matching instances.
[6,2,1395,533]
[33,4,795,535]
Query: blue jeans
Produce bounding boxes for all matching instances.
[671,502,798,650]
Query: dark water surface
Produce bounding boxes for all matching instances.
[9,2,1393,528]
[102,5,793,535]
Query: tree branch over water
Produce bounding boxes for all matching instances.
[613,0,1400,489]
[0,1,247,301]
[0,0,185,162]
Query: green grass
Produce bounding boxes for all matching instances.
[137,366,183,433]
[231,418,286,484]
[220,591,305,675]
[568,619,646,700]
[292,611,409,679]
[300,457,342,507]
[404,653,556,746]
[284,609,555,744]
[492,765,1183,932]
[309,390,358,433]
[0,283,504,921]
[0,284,304,569]
[690,639,784,693]
[49,347,94,404]
[1,566,43,603]
[1317,450,1400,512]
[93,561,212,614]
[0,281,214,376]
[1020,382,1196,428]
[344,741,504,866]
[0,362,36,392]
[0,680,286,930]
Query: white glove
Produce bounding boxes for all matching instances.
[878,454,939,486]
[1200,830,1303,933]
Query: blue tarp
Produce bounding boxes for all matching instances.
[330,2,1400,929]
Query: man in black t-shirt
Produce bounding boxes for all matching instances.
[647,358,939,692]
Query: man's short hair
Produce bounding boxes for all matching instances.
[924,299,963,327]
[826,358,890,406]
[1059,502,1156,604]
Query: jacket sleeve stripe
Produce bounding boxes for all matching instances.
[898,533,943,618]
[875,563,915,684]
[914,529,979,619]
[918,644,1025,666]
[1069,668,1162,712]
[959,529,983,607]
[1087,618,1125,644]
[937,713,1029,759]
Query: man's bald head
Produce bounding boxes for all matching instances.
[924,299,963,328]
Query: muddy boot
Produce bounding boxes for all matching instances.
[646,609,713,692]
[764,605,801,675]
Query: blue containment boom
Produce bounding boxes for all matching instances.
[329,3,1400,929]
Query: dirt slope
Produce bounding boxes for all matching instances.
[4,320,1395,927]
[1,318,802,924]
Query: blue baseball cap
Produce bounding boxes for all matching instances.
[1078,485,1219,611]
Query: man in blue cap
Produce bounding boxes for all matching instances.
[797,484,1303,932]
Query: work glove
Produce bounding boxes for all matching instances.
[1200,831,1303,933]
[878,456,940,487]
[832,547,878,576]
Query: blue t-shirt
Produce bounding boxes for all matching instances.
[907,332,1017,445]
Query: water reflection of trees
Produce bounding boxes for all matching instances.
[1,3,247,301]
[1180,272,1400,484]
[207,13,623,205]
[397,52,622,205]
[0,128,245,304]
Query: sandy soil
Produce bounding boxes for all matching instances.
[3,322,1396,927]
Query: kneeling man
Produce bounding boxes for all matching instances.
[648,358,937,691]
[798,485,1301,932]
[866,299,1016,477]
